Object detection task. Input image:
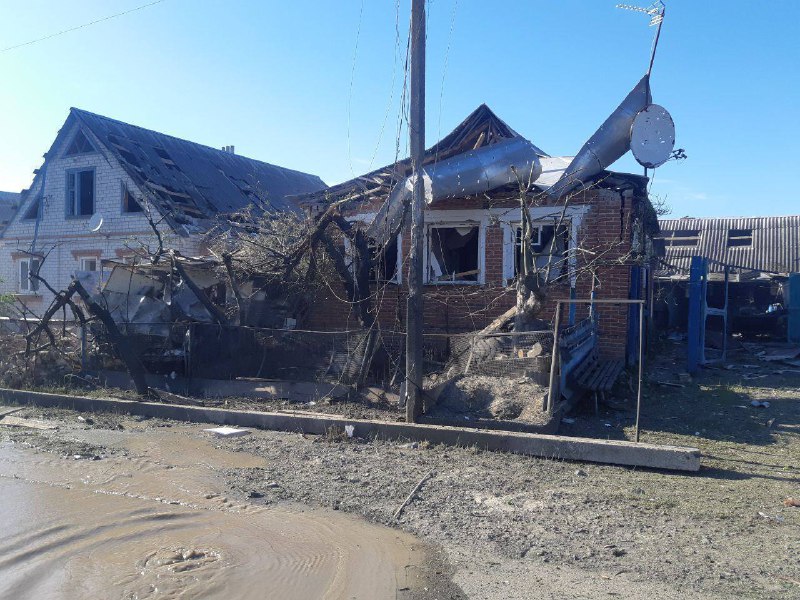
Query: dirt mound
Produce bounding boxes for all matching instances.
[435,375,547,421]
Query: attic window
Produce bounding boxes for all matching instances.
[663,229,700,247]
[66,169,95,216]
[426,224,480,283]
[727,228,753,247]
[121,183,143,213]
[65,130,96,156]
[23,198,41,220]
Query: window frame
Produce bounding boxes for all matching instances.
[343,233,403,285]
[79,257,98,272]
[22,197,42,221]
[121,182,144,214]
[662,229,701,247]
[65,167,96,218]
[727,228,753,248]
[18,258,41,293]
[63,129,97,157]
[423,220,485,286]
[507,219,572,283]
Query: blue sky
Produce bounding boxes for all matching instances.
[0,0,798,218]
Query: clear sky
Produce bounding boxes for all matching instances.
[1,1,798,218]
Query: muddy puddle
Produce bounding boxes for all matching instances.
[0,429,434,599]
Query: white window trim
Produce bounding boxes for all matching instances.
[498,205,588,287]
[423,210,487,285]
[80,257,98,272]
[342,206,587,287]
[18,258,41,294]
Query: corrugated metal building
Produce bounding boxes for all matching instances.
[657,216,800,278]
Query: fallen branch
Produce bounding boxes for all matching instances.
[391,469,436,523]
[656,381,685,388]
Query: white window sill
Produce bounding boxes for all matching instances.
[424,281,482,286]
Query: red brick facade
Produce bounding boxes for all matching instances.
[306,188,650,359]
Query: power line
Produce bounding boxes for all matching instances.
[1,0,168,53]
[345,0,366,178]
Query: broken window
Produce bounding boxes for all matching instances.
[344,234,400,283]
[18,258,41,293]
[65,130,96,156]
[512,221,570,282]
[121,183,143,213]
[662,229,700,247]
[426,225,480,283]
[22,197,41,220]
[370,235,399,282]
[66,169,95,216]
[727,228,753,247]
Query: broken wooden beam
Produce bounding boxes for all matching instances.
[0,388,701,471]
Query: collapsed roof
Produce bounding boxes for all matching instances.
[293,104,543,210]
[50,109,326,233]
[294,104,650,222]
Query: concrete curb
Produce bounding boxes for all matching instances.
[0,388,701,472]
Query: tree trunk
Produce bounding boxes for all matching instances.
[71,280,149,396]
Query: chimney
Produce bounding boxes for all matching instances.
[221,145,236,154]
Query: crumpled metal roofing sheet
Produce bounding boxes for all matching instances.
[657,216,800,276]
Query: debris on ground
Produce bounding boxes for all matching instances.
[435,375,547,422]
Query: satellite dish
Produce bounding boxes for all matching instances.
[630,104,675,168]
[88,212,105,233]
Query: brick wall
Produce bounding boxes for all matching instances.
[306,188,644,359]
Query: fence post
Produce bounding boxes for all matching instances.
[546,302,562,415]
[687,256,706,374]
[635,301,644,442]
[789,273,800,344]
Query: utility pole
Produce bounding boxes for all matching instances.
[405,0,426,422]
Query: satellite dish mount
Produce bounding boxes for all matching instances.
[88,212,105,233]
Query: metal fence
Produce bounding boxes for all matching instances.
[81,320,554,391]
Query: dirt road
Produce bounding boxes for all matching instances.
[1,339,798,598]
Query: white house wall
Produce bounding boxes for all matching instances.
[0,121,202,315]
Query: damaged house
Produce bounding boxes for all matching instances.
[0,108,325,314]
[0,191,20,236]
[294,103,660,361]
[655,215,800,338]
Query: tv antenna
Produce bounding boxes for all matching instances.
[616,1,666,75]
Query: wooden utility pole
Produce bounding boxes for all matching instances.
[405,0,426,422]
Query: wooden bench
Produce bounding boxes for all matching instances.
[572,347,624,413]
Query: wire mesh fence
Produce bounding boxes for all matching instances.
[81,320,555,390]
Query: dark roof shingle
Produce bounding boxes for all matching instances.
[72,108,326,231]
